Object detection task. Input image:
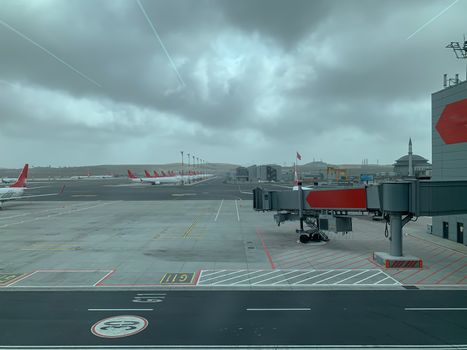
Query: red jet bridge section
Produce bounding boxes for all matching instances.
[253,180,467,268]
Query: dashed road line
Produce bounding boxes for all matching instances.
[235,200,240,221]
[214,199,224,222]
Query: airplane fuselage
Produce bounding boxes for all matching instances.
[0,187,25,201]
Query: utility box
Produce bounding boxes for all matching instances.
[319,215,353,232]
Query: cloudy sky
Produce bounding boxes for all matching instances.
[0,0,465,168]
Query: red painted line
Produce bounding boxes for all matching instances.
[455,276,467,284]
[399,268,424,282]
[415,255,466,284]
[192,270,202,285]
[336,258,370,270]
[434,264,467,284]
[324,253,370,269]
[278,249,339,267]
[256,229,276,270]
[281,249,351,268]
[274,249,312,261]
[282,260,314,269]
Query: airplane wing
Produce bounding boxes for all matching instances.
[1,185,65,202]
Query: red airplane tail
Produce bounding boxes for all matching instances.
[154,171,160,177]
[127,169,137,179]
[144,170,151,178]
[161,171,167,177]
[10,164,29,188]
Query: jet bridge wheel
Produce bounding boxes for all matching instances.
[299,234,310,243]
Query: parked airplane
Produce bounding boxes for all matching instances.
[70,171,113,180]
[1,177,17,184]
[0,164,64,208]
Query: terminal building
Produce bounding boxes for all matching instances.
[247,165,282,182]
[431,80,467,245]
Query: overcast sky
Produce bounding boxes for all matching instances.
[0,0,465,168]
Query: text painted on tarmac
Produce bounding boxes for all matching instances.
[91,315,148,338]
[0,273,22,286]
[160,272,194,284]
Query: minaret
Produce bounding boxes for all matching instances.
[408,138,413,177]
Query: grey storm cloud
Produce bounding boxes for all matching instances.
[0,0,465,167]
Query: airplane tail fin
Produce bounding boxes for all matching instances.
[10,164,29,188]
[161,171,167,177]
[144,170,151,178]
[127,169,137,179]
[154,171,160,177]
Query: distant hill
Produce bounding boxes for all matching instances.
[0,163,241,178]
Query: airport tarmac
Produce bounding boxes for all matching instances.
[0,177,466,289]
[22,177,254,201]
[1,178,466,347]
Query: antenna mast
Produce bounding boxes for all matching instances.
[446,35,467,82]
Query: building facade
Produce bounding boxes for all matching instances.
[431,80,467,245]
[247,165,282,182]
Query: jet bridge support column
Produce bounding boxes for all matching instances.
[373,183,422,268]
[389,214,402,257]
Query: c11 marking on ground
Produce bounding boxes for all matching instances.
[197,269,401,287]
[0,273,22,286]
[91,315,148,338]
[160,272,195,284]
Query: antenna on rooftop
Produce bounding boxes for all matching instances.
[446,34,467,83]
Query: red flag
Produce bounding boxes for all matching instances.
[296,152,302,160]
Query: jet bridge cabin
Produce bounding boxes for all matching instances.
[253,180,467,267]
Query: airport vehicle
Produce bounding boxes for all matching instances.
[0,164,64,208]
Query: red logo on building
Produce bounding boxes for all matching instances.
[435,98,467,144]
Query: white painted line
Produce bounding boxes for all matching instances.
[235,200,240,221]
[0,213,28,220]
[93,270,115,286]
[246,308,311,311]
[199,269,246,283]
[231,270,278,285]
[375,277,393,285]
[200,270,227,278]
[405,307,467,311]
[271,270,312,285]
[211,270,264,285]
[353,271,383,285]
[5,271,39,287]
[313,270,352,285]
[291,270,332,285]
[214,199,224,222]
[136,293,166,296]
[333,270,370,285]
[88,308,153,311]
[251,271,297,285]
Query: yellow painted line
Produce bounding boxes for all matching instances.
[0,273,23,286]
[183,219,198,238]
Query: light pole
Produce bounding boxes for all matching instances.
[180,151,184,185]
[187,153,191,183]
[192,155,195,181]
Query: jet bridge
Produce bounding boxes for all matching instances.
[253,180,467,267]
